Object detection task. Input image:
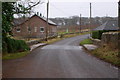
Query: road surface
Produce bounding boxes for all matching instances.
[3,35,118,78]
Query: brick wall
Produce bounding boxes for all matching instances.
[12,16,57,38]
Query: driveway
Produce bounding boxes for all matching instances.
[3,34,118,78]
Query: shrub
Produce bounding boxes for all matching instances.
[2,41,7,53]
[2,37,30,53]
[92,30,109,39]
[92,31,100,39]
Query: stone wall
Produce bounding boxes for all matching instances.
[101,32,120,49]
[89,37,101,46]
[26,35,58,46]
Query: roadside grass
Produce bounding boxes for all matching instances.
[58,32,67,35]
[91,46,120,67]
[80,38,93,45]
[41,37,62,44]
[80,38,120,67]
[42,32,90,44]
[2,51,30,60]
[63,32,90,38]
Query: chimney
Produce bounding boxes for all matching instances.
[40,13,42,17]
[37,12,39,15]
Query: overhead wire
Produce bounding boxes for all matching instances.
[50,3,73,17]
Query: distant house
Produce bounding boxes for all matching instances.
[94,20,119,31]
[12,14,57,38]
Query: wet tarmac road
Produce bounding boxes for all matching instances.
[3,35,118,78]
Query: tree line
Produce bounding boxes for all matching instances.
[50,16,118,27]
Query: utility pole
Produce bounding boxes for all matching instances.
[118,0,120,30]
[89,3,92,37]
[46,0,49,41]
[79,14,82,33]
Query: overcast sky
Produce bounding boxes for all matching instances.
[33,0,119,18]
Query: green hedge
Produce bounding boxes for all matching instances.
[3,37,30,53]
[92,30,109,39]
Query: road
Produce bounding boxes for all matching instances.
[3,34,118,78]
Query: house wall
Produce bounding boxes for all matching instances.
[12,16,57,38]
[49,25,57,36]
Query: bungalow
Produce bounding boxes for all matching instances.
[94,20,119,31]
[12,14,57,38]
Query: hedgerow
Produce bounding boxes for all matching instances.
[2,37,30,53]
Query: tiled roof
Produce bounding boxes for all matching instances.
[94,20,119,31]
[13,14,57,26]
[41,16,57,26]
[13,17,28,26]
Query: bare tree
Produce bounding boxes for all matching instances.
[15,0,44,18]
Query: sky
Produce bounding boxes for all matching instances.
[32,0,119,18]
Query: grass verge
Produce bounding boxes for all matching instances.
[41,37,62,44]
[91,46,120,67]
[42,32,90,44]
[80,38,120,67]
[62,32,90,38]
[80,38,93,45]
[2,51,30,60]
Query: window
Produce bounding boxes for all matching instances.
[16,28,21,32]
[27,27,31,32]
[40,27,44,32]
[34,27,37,32]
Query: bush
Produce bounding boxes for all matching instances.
[2,37,30,53]
[92,30,109,39]
[92,31,100,39]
